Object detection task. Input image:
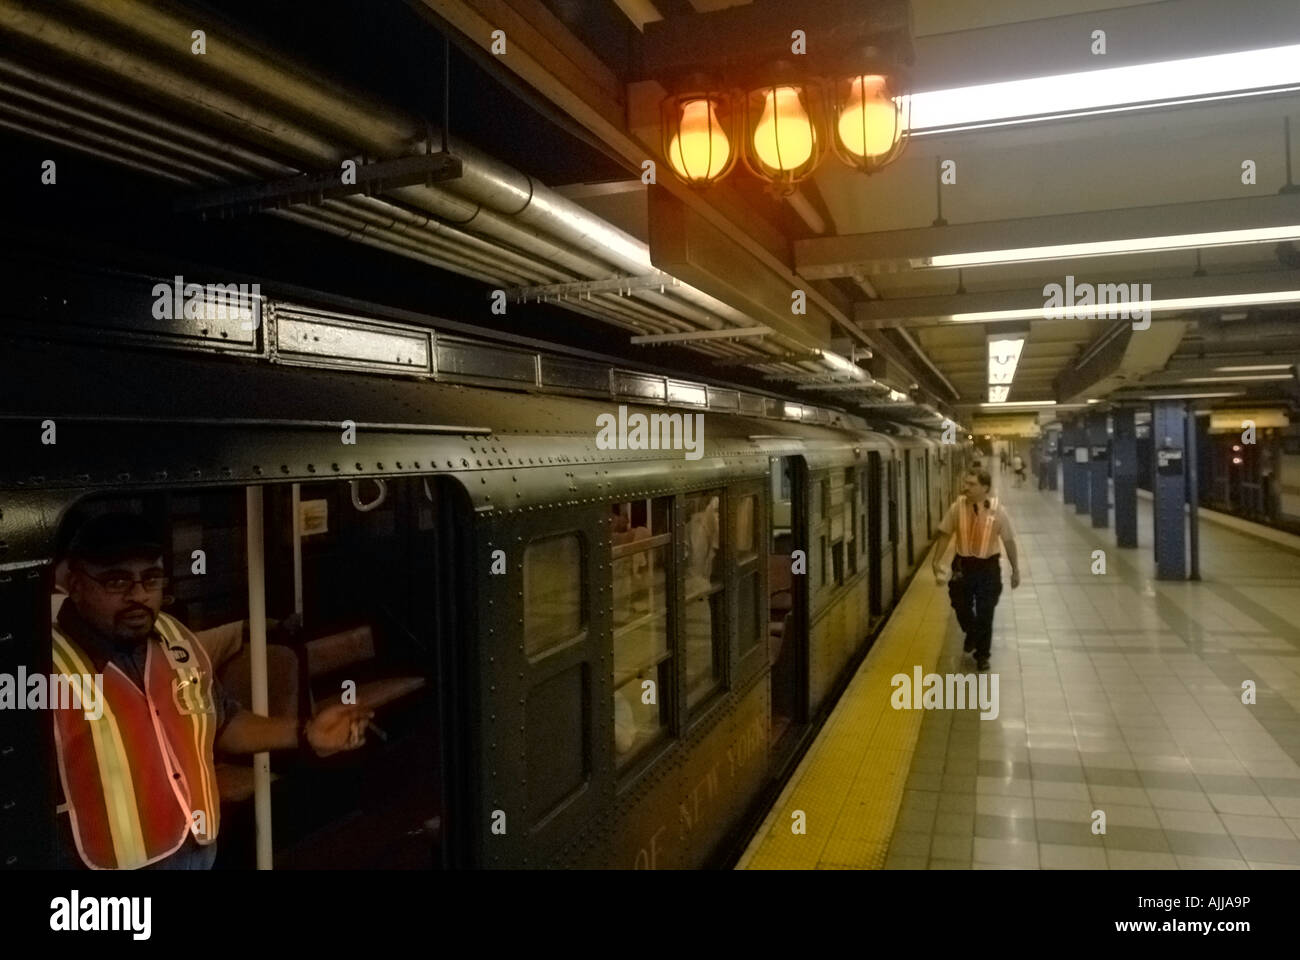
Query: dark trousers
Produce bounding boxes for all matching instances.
[948,554,1002,658]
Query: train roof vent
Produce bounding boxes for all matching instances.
[666,380,708,407]
[612,369,667,402]
[707,387,739,412]
[539,355,609,395]
[437,336,538,387]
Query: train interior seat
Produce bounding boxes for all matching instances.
[301,624,428,716]
[214,643,299,803]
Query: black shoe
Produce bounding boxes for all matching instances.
[963,637,975,653]
[976,657,990,671]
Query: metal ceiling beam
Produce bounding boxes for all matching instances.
[855,269,1300,327]
[797,193,1300,279]
[1055,322,1189,404]
[637,0,910,78]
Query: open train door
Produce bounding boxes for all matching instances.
[426,476,475,870]
[867,450,884,617]
[768,455,809,765]
[903,451,915,566]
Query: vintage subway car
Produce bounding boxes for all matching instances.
[0,265,965,869]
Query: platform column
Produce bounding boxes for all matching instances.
[1045,427,1059,490]
[1087,412,1109,528]
[1151,400,1188,580]
[1112,408,1138,547]
[1061,421,1077,505]
[1185,402,1201,580]
[1073,422,1091,516]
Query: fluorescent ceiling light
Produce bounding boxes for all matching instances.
[909,43,1300,135]
[1086,398,1100,403]
[980,400,1057,408]
[1215,363,1293,372]
[1181,374,1294,382]
[1135,391,1245,399]
[988,384,1010,403]
[887,388,908,402]
[924,225,1300,269]
[987,336,1025,385]
[948,289,1300,323]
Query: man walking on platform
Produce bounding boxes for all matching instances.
[931,468,1021,671]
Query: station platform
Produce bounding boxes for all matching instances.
[738,471,1300,870]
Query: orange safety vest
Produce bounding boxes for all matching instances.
[954,495,1001,558]
[51,612,221,870]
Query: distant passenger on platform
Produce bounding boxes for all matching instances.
[999,450,1007,472]
[50,513,373,870]
[931,469,1021,671]
[1012,453,1026,488]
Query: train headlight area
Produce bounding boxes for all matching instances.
[0,0,1298,942]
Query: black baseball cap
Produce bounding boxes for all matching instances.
[66,513,165,566]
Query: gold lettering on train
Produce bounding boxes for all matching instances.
[634,713,766,868]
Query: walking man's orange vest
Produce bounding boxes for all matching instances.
[51,611,221,870]
[954,495,1002,558]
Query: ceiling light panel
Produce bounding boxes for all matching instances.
[987,336,1025,385]
[909,43,1300,135]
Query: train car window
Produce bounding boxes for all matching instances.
[611,497,672,768]
[524,534,585,658]
[683,491,724,708]
[735,495,757,563]
[734,494,761,655]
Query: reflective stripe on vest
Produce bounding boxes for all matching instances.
[955,495,1000,557]
[51,611,221,870]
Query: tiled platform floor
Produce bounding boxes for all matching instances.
[742,470,1300,870]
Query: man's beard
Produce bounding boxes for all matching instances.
[111,605,156,642]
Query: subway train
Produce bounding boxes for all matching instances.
[0,260,967,870]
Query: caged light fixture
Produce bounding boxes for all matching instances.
[741,75,826,191]
[828,49,911,175]
[655,34,912,191]
[661,80,738,186]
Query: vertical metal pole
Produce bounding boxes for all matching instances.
[291,483,304,618]
[245,486,273,870]
[1186,404,1201,581]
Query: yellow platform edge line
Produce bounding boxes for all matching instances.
[739,549,951,870]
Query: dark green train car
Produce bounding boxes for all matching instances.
[0,268,964,870]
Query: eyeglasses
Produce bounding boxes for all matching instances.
[83,572,169,594]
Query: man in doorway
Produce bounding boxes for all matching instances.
[51,512,374,870]
[931,469,1021,671]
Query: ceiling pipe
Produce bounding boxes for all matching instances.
[893,326,961,400]
[0,2,786,361]
[786,190,827,235]
[3,0,774,350]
